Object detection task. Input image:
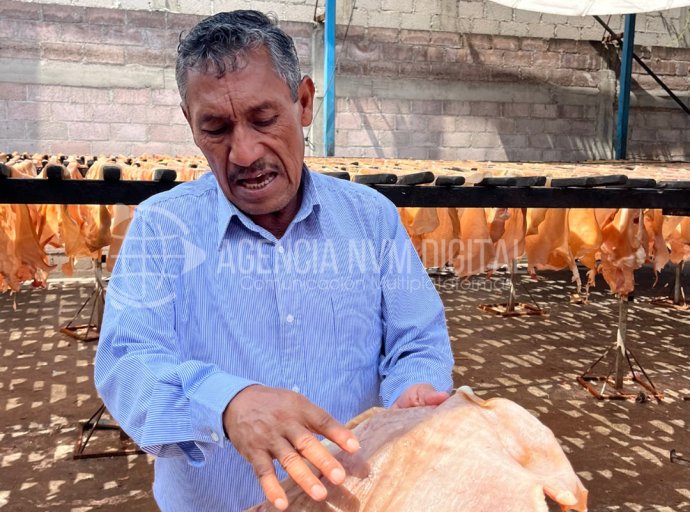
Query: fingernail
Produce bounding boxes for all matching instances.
[311,484,327,500]
[330,467,345,483]
[346,438,360,451]
[274,498,288,510]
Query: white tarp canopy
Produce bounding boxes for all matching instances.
[489,0,690,15]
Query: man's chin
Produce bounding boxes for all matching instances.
[232,199,290,218]
[224,183,300,220]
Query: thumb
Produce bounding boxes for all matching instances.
[420,390,450,406]
[394,384,450,409]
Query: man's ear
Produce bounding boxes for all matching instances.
[181,102,191,125]
[298,76,315,128]
[181,102,200,147]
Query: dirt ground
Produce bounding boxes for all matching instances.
[1,260,689,511]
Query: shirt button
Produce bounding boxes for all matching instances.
[211,432,220,442]
[292,385,300,393]
[277,245,285,254]
[286,314,294,323]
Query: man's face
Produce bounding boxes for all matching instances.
[182,47,314,217]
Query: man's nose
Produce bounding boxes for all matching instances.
[229,125,263,168]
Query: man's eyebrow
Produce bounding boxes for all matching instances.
[199,114,224,124]
[249,101,277,114]
[198,102,276,124]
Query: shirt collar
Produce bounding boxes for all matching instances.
[215,164,321,248]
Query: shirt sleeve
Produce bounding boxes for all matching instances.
[376,200,454,407]
[94,205,258,466]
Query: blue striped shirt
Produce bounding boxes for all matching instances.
[94,168,453,512]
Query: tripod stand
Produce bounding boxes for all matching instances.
[60,257,106,342]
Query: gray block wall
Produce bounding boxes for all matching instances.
[1,0,689,161]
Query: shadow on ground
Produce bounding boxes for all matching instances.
[1,262,689,511]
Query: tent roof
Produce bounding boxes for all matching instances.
[489,0,690,16]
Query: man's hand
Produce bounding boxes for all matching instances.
[393,383,450,409]
[223,385,360,511]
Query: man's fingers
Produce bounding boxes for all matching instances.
[394,384,451,408]
[393,387,419,408]
[290,430,347,485]
[420,390,450,406]
[225,387,363,507]
[253,454,289,511]
[274,440,328,502]
[306,407,360,454]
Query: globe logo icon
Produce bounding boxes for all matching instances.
[106,204,206,310]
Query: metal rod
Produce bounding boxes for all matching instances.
[507,259,517,312]
[615,14,636,160]
[570,259,583,300]
[627,347,661,399]
[80,403,107,451]
[5,179,689,207]
[594,15,690,117]
[323,0,336,156]
[581,345,614,376]
[87,291,97,337]
[601,358,615,396]
[674,261,683,305]
[65,287,96,328]
[614,295,628,390]
[95,258,105,330]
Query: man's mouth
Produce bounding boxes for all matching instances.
[237,172,278,190]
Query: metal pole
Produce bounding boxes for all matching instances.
[593,16,690,117]
[507,259,517,312]
[95,257,105,330]
[323,0,336,156]
[614,295,628,390]
[615,14,636,160]
[674,261,683,305]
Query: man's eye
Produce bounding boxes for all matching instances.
[254,116,277,128]
[203,127,227,136]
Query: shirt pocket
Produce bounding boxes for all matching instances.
[329,275,382,372]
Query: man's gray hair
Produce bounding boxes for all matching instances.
[175,10,301,104]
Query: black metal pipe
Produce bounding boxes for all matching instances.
[1,179,689,209]
[593,15,690,116]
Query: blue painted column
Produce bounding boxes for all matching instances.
[615,14,636,160]
[323,0,336,156]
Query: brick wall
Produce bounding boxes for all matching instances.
[0,1,312,156]
[1,81,196,156]
[330,30,610,160]
[628,46,690,160]
[25,0,690,48]
[1,1,689,161]
[329,27,690,160]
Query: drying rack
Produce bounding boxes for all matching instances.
[2,165,689,453]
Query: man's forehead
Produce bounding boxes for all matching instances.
[186,58,247,86]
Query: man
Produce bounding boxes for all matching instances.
[94,10,453,512]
